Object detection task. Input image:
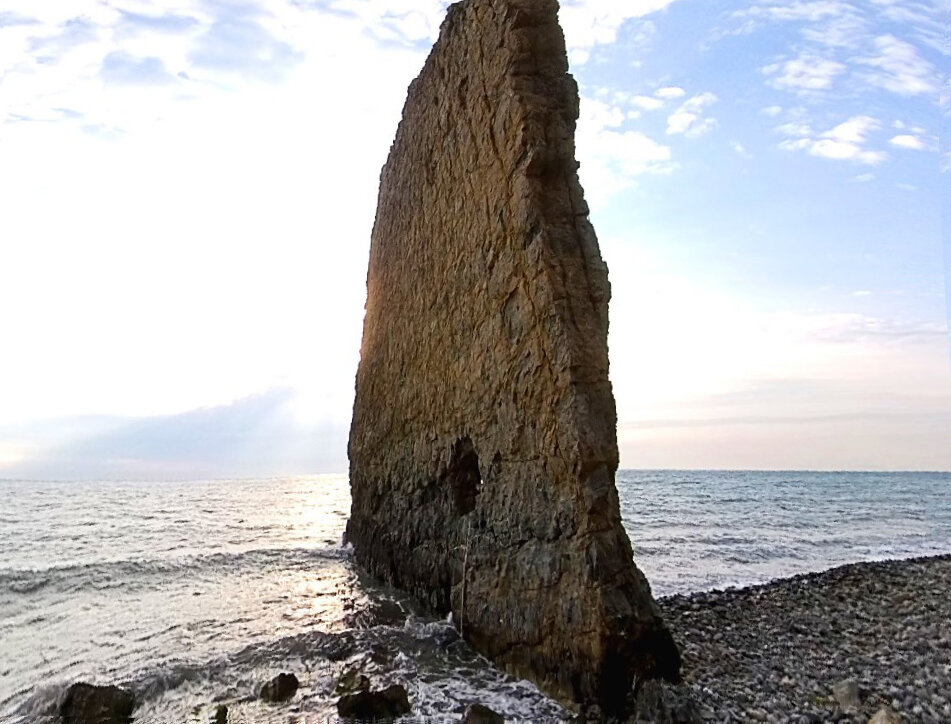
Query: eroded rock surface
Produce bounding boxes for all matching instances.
[347,0,679,711]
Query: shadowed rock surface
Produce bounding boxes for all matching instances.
[59,683,134,724]
[346,0,679,712]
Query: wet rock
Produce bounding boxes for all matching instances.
[832,679,860,712]
[462,702,504,723]
[632,679,701,723]
[59,682,135,724]
[345,0,679,712]
[337,684,411,720]
[213,704,228,724]
[334,668,370,695]
[259,672,299,703]
[869,706,902,723]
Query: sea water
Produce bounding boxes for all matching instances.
[2,470,949,721]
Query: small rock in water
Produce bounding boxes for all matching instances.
[59,682,135,724]
[869,706,902,724]
[832,679,860,712]
[334,668,370,695]
[462,702,505,723]
[337,684,411,720]
[213,703,228,724]
[259,672,299,703]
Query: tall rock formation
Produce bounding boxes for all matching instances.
[347,0,680,712]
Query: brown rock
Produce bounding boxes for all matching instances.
[259,672,299,703]
[337,684,411,720]
[869,706,902,723]
[59,682,135,724]
[346,0,679,713]
[462,703,505,723]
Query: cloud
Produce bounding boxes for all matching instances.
[576,97,674,204]
[101,51,177,85]
[778,115,887,164]
[888,134,928,150]
[655,86,685,99]
[116,10,200,36]
[666,91,718,138]
[558,0,680,63]
[761,105,783,116]
[0,388,350,480]
[763,53,845,91]
[857,35,938,97]
[27,16,101,60]
[730,140,752,158]
[188,15,304,81]
[0,11,37,28]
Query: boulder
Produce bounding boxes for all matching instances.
[259,672,299,703]
[832,679,860,712]
[346,0,679,713]
[337,684,411,720]
[869,706,902,724]
[462,702,505,723]
[59,682,135,724]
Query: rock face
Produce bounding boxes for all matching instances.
[346,0,679,711]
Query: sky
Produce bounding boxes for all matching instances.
[0,0,948,479]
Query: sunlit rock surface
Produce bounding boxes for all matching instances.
[346,0,680,711]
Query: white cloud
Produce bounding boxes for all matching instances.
[730,141,752,158]
[889,134,927,150]
[763,54,845,91]
[778,115,887,164]
[631,94,665,111]
[857,35,938,97]
[666,91,718,138]
[576,97,674,205]
[822,115,879,143]
[761,105,783,117]
[558,0,679,64]
[852,172,875,182]
[655,86,686,99]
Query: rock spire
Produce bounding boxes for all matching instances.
[347,0,680,711]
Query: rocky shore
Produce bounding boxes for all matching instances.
[653,555,951,723]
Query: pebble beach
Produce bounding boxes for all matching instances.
[656,555,951,723]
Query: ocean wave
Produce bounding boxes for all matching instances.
[0,546,349,597]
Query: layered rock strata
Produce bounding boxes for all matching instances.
[346,0,679,711]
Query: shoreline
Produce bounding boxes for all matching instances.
[654,554,951,722]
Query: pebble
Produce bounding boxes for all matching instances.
[655,555,951,723]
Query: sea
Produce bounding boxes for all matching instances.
[1,470,949,722]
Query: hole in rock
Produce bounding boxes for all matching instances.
[447,437,481,516]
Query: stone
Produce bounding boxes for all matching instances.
[337,684,411,720]
[345,0,680,713]
[259,672,299,703]
[334,668,370,695]
[869,706,902,724]
[59,682,135,724]
[462,702,505,723]
[213,703,228,724]
[832,679,860,712]
[632,679,701,723]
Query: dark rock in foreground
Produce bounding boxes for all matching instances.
[337,684,411,720]
[59,682,135,724]
[462,702,505,723]
[259,672,299,703]
[658,555,951,722]
[346,0,678,712]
